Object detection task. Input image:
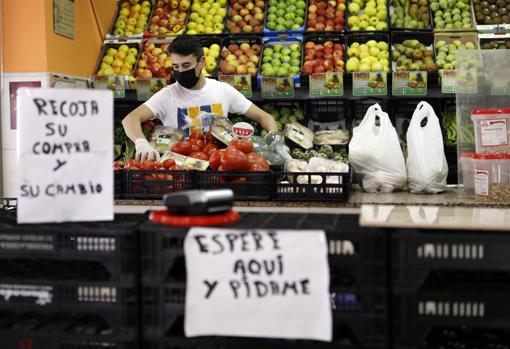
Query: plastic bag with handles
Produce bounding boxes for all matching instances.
[406,101,448,194]
[348,103,407,193]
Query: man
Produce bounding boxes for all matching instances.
[122,35,278,161]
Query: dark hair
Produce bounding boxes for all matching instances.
[169,35,203,59]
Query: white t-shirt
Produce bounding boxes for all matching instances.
[144,78,252,135]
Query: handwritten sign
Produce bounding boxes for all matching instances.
[184,228,332,341]
[352,72,387,96]
[392,71,427,96]
[219,75,253,98]
[309,72,344,97]
[136,77,167,101]
[16,88,114,224]
[261,77,295,98]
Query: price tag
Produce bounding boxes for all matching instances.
[261,77,294,98]
[93,75,125,98]
[136,77,167,101]
[309,72,344,97]
[232,122,254,138]
[392,71,427,96]
[352,72,387,96]
[219,75,252,98]
[441,70,478,94]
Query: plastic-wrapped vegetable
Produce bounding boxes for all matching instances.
[249,135,269,153]
[265,152,285,165]
[265,131,285,145]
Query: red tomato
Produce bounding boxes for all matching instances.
[162,159,176,169]
[220,148,250,171]
[189,133,204,141]
[125,159,140,170]
[189,151,209,161]
[113,161,124,167]
[249,163,270,171]
[248,153,269,167]
[190,144,201,152]
[202,143,218,157]
[205,132,214,144]
[172,141,191,155]
[140,160,156,171]
[195,140,205,150]
[209,149,226,170]
[229,139,254,154]
[169,164,183,170]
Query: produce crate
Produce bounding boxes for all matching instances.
[0,309,139,349]
[472,1,510,33]
[393,288,510,348]
[199,37,224,78]
[225,0,267,35]
[479,32,510,49]
[218,36,264,85]
[140,213,388,285]
[304,0,347,33]
[300,34,346,88]
[195,170,272,201]
[389,0,433,30]
[263,0,308,36]
[273,170,352,202]
[257,35,303,88]
[306,99,347,122]
[258,100,307,132]
[345,0,390,32]
[0,215,140,283]
[391,31,439,85]
[391,228,510,292]
[143,312,387,349]
[185,0,228,35]
[105,0,154,40]
[123,169,195,200]
[430,0,476,32]
[93,41,142,90]
[145,1,189,38]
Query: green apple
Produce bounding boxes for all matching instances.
[348,2,361,15]
[277,66,289,76]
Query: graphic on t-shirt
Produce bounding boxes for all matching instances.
[177,103,225,135]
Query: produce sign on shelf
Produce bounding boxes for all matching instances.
[184,227,332,341]
[352,72,387,96]
[309,73,344,97]
[16,88,113,224]
[441,70,478,94]
[93,75,125,98]
[261,77,295,98]
[219,75,253,98]
[392,71,427,96]
[232,122,254,138]
[136,78,167,101]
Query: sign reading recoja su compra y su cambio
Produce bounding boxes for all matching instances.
[16,88,114,224]
[184,227,332,342]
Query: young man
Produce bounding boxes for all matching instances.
[122,35,278,161]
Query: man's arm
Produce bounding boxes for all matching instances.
[243,104,278,133]
[121,104,155,142]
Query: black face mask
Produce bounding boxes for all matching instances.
[173,63,200,89]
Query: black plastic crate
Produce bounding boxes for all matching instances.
[274,170,352,202]
[306,99,347,123]
[0,309,138,349]
[195,171,272,201]
[0,215,141,284]
[393,289,510,348]
[143,313,387,349]
[124,170,195,200]
[140,213,388,286]
[114,169,124,200]
[391,228,510,292]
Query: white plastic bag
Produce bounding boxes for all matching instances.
[349,103,407,193]
[406,101,448,194]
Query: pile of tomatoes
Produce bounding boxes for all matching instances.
[113,158,184,181]
[171,132,220,161]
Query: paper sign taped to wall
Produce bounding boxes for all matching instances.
[184,228,332,341]
[16,88,114,223]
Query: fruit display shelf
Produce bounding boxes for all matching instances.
[106,0,153,40]
[301,34,346,85]
[429,0,476,31]
[345,32,391,73]
[145,0,190,37]
[479,31,510,49]
[346,0,390,31]
[225,0,267,34]
[218,36,263,84]
[305,0,347,33]
[94,41,142,89]
[433,31,480,72]
[263,0,308,35]
[472,0,510,32]
[186,0,229,34]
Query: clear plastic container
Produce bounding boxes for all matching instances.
[473,153,510,202]
[459,152,476,195]
[471,108,510,155]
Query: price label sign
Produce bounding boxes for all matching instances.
[219,75,253,98]
[392,71,427,96]
[261,77,294,98]
[136,77,167,101]
[441,70,478,94]
[309,72,344,97]
[93,75,125,98]
[232,122,254,138]
[352,72,387,96]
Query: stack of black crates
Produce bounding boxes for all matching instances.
[391,227,510,348]
[140,213,389,349]
[0,210,141,349]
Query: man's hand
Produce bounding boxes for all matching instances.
[135,138,160,161]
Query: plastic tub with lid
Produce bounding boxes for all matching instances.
[471,108,510,155]
[473,153,510,202]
